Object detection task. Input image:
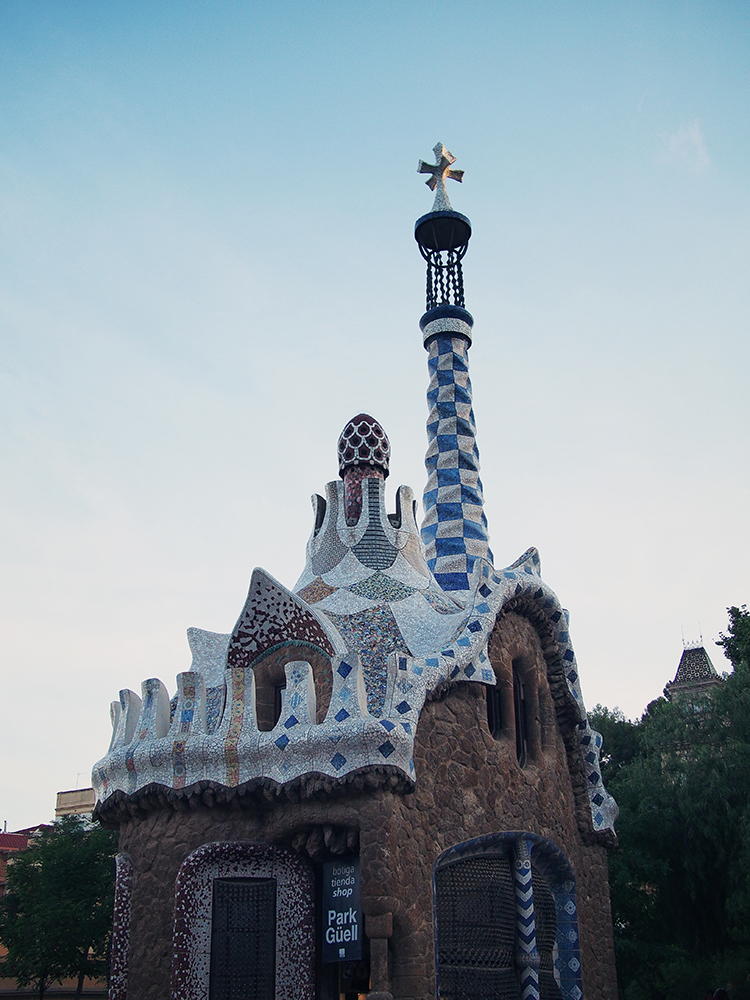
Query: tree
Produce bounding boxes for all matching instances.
[599,605,750,1000]
[588,704,640,784]
[0,816,118,999]
[717,604,750,669]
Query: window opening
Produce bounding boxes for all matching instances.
[486,681,503,739]
[513,663,527,766]
[209,878,276,1000]
[273,683,286,727]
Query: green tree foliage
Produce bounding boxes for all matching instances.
[588,704,640,785]
[593,606,750,1000]
[718,605,750,669]
[0,816,118,999]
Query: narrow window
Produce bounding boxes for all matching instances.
[513,663,527,766]
[254,665,286,731]
[487,681,503,738]
[209,878,276,1000]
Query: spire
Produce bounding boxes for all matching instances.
[415,144,492,592]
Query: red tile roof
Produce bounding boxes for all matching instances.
[0,833,28,850]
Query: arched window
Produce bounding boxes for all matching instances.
[485,652,537,766]
[252,646,332,730]
[486,616,547,764]
[273,681,286,729]
[254,659,287,731]
[434,834,581,1000]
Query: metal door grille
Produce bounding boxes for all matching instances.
[532,866,563,1000]
[436,856,520,1000]
[209,878,276,1000]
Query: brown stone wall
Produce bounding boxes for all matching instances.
[119,794,368,999]
[370,612,618,999]
[116,611,617,1000]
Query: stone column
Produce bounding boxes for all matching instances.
[365,911,393,1000]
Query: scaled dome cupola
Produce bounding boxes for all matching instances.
[337,413,391,478]
[338,414,391,526]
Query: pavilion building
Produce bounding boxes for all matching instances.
[92,145,619,1000]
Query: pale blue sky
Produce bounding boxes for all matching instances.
[1,1,748,829]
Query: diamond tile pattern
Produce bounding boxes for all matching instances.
[421,335,493,591]
[93,345,617,844]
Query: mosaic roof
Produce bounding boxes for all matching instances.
[91,187,617,839]
[673,645,719,684]
[92,471,617,838]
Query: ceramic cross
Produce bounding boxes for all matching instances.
[418,143,464,211]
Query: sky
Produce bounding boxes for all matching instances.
[1,0,748,830]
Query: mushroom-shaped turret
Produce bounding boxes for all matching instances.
[337,413,390,525]
[337,413,390,476]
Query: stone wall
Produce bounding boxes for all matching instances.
[113,612,617,1000]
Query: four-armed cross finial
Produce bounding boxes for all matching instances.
[418,142,464,211]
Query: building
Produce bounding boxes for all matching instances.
[0,834,28,900]
[92,146,619,1000]
[55,788,96,820]
[664,640,722,702]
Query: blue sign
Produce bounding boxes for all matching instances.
[322,857,362,962]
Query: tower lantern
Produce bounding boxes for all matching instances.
[415,142,474,340]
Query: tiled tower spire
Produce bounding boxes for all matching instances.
[415,143,493,592]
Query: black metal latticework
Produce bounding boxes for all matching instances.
[415,209,472,314]
[209,878,277,1000]
[436,856,520,1000]
[420,245,468,311]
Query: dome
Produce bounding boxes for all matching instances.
[337,413,390,478]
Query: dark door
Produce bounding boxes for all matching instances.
[209,877,276,1000]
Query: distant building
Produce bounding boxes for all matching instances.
[55,788,96,820]
[0,833,28,899]
[664,641,722,701]
[1,787,94,899]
